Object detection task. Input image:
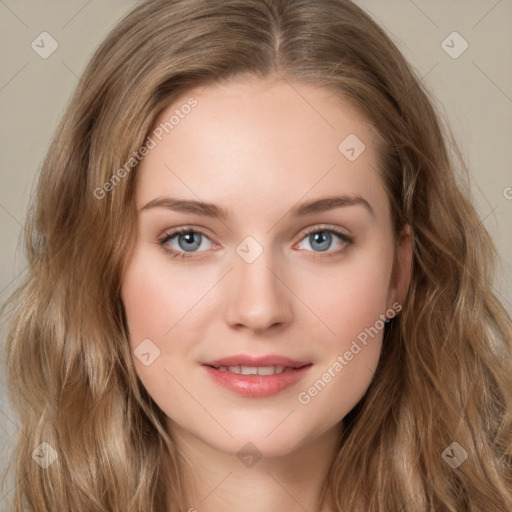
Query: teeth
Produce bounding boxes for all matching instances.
[257,366,275,376]
[240,366,258,375]
[215,365,292,375]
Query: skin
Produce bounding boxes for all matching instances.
[120,75,412,511]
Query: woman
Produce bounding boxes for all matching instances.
[2,0,511,510]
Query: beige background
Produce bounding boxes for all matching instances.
[1,0,511,504]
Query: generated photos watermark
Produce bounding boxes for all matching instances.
[297,301,402,405]
[93,97,198,200]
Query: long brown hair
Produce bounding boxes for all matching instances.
[2,0,511,510]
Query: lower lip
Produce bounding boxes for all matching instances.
[202,365,312,397]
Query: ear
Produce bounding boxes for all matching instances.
[387,224,413,311]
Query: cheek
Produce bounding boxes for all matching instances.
[334,268,390,339]
[120,248,219,409]
[121,248,208,343]
[301,248,393,349]
[292,247,393,415]
[120,254,189,414]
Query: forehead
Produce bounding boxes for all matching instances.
[135,77,389,223]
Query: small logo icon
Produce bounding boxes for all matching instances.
[338,134,366,161]
[442,441,468,469]
[236,236,263,264]
[236,442,263,468]
[441,32,469,59]
[32,442,58,469]
[31,32,59,59]
[133,338,161,366]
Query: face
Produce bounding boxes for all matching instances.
[120,76,411,459]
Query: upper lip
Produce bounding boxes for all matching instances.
[203,354,312,369]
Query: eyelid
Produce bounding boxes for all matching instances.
[294,223,352,241]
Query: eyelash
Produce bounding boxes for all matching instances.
[157,225,354,261]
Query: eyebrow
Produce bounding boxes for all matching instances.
[140,194,375,219]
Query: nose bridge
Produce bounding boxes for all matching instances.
[224,238,292,331]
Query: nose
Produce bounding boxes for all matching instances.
[223,248,293,333]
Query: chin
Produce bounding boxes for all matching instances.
[225,414,324,458]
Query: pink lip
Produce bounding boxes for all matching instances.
[202,354,312,398]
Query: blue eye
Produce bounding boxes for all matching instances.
[302,231,334,252]
[158,228,214,260]
[295,227,353,256]
[158,225,353,261]
[172,231,204,252]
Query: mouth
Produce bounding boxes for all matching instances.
[201,354,313,397]
[204,364,301,375]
